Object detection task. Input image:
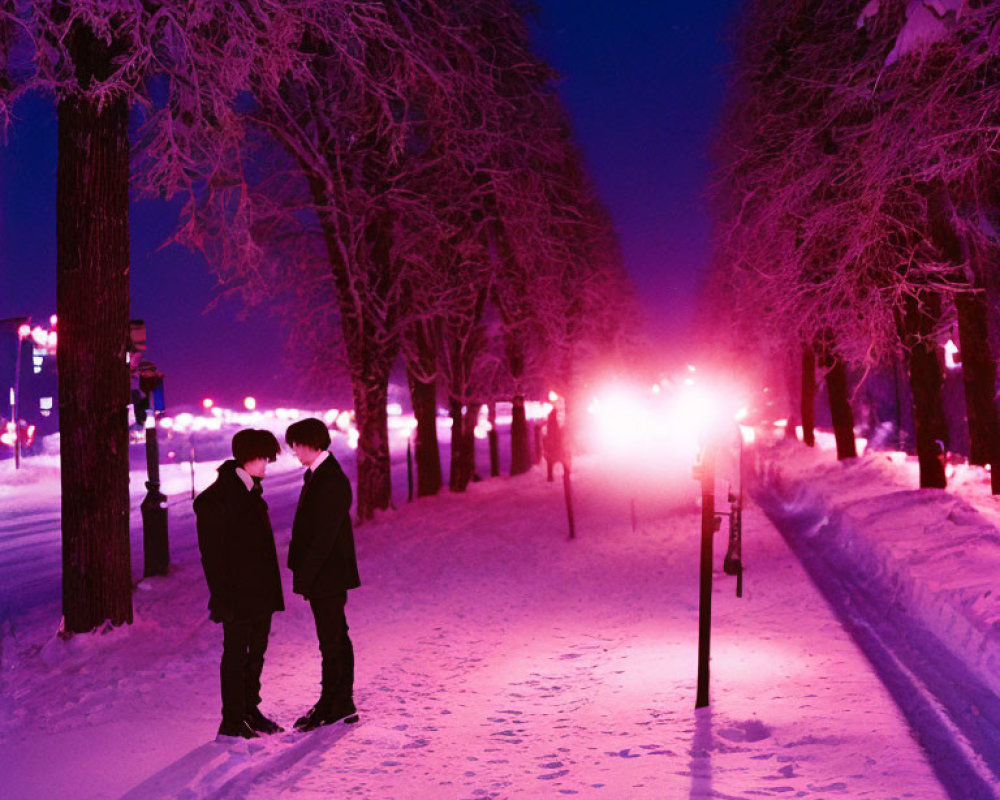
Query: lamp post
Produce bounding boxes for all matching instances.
[695,444,716,709]
[2,317,31,470]
[138,362,169,576]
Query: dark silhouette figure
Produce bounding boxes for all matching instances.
[194,429,284,740]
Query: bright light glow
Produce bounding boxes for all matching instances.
[17,323,31,339]
[795,425,803,441]
[323,409,340,425]
[548,390,559,403]
[31,327,47,347]
[159,417,174,430]
[734,407,748,422]
[773,419,788,428]
[47,332,57,348]
[39,397,53,411]
[687,365,696,372]
[336,411,352,430]
[50,315,58,326]
[144,415,156,430]
[244,396,256,411]
[739,425,756,445]
[944,339,960,370]
[202,398,214,410]
[387,402,403,416]
[348,427,359,450]
[652,384,661,395]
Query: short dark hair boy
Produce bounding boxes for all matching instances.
[232,429,281,466]
[194,428,285,740]
[285,417,332,450]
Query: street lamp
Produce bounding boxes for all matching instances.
[2,317,31,470]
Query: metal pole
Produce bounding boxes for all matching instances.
[189,438,196,501]
[563,464,576,540]
[141,407,169,576]
[12,331,23,469]
[696,446,715,709]
[406,436,414,502]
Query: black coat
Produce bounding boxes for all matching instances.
[194,460,285,622]
[288,453,361,597]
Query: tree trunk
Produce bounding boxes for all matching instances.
[510,393,531,475]
[818,346,856,460]
[448,398,474,492]
[405,335,442,497]
[407,371,442,497]
[800,344,816,447]
[57,26,132,633]
[488,402,499,477]
[464,402,482,481]
[955,290,1000,492]
[901,292,948,489]
[784,352,800,441]
[353,375,392,521]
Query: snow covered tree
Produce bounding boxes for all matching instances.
[709,0,1000,487]
[1,0,348,631]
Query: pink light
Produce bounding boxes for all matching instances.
[50,315,58,326]
[202,398,214,410]
[47,332,57,348]
[17,324,31,339]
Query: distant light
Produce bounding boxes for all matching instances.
[652,384,661,395]
[202,398,214,410]
[683,377,695,386]
[31,327,47,347]
[387,402,403,416]
[50,315,58,326]
[47,332,57,348]
[944,339,960,370]
[39,397,53,411]
[17,323,31,339]
[734,407,748,422]
[244,396,256,411]
[773,419,788,428]
[336,410,352,430]
[548,390,559,403]
[739,425,756,445]
[687,365,696,372]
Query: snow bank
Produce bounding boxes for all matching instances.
[753,437,1000,700]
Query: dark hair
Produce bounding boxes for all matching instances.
[285,417,331,450]
[232,429,281,465]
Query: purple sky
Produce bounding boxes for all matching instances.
[0,2,742,407]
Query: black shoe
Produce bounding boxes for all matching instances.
[294,700,359,732]
[245,708,284,734]
[217,718,260,739]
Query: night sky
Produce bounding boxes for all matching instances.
[0,1,742,408]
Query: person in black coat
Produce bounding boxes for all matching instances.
[194,428,285,739]
[285,417,361,731]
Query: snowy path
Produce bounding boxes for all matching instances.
[1,456,946,799]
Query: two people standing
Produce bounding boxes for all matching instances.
[194,419,360,740]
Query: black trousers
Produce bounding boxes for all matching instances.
[220,614,272,722]
[309,590,354,707]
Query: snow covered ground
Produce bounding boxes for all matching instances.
[754,432,1000,799]
[0,423,955,799]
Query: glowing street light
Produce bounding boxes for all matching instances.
[244,396,257,411]
[202,397,214,410]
